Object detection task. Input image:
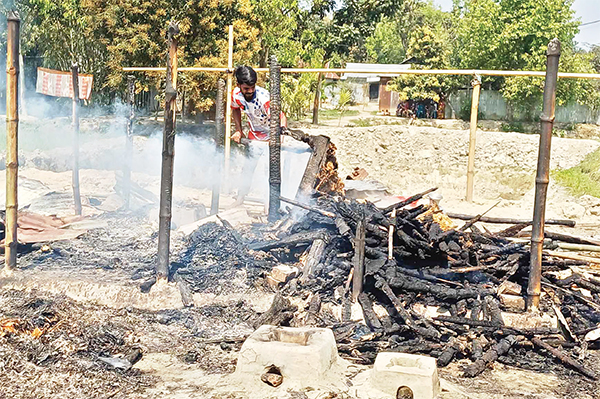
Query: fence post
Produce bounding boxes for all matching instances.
[224,25,234,189]
[71,64,82,215]
[211,79,225,215]
[528,39,561,310]
[124,75,135,210]
[268,55,282,222]
[466,74,481,203]
[312,72,322,125]
[5,12,20,270]
[157,21,179,282]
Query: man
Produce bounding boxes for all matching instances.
[230,65,286,206]
[231,65,286,143]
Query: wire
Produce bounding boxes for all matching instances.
[580,19,600,27]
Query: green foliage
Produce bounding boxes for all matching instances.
[319,108,359,120]
[335,82,353,126]
[455,0,600,109]
[500,122,526,133]
[388,24,464,102]
[365,17,406,64]
[555,148,600,198]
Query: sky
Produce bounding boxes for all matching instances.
[433,0,599,47]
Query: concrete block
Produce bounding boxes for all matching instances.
[235,325,340,387]
[371,352,440,399]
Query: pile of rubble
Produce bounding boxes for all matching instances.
[243,187,600,382]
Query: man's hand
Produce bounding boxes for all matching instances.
[231,130,243,143]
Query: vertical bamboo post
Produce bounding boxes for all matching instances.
[71,64,82,215]
[466,74,481,202]
[268,55,281,222]
[312,72,323,125]
[5,13,20,270]
[211,79,225,215]
[124,75,135,209]
[528,39,561,310]
[352,218,366,302]
[224,25,234,188]
[157,22,179,281]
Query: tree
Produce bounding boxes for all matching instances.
[388,21,463,104]
[454,0,599,109]
[365,17,406,64]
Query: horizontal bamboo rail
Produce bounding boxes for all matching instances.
[122,66,600,80]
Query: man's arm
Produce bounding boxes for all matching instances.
[232,107,244,143]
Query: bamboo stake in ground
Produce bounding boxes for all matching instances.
[156,22,179,281]
[312,72,322,125]
[466,74,481,202]
[352,219,366,302]
[528,39,561,310]
[71,64,82,215]
[223,25,234,190]
[123,75,135,210]
[268,55,282,222]
[211,79,225,215]
[5,13,20,270]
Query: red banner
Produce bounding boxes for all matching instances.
[35,67,93,100]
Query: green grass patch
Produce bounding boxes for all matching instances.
[349,118,374,127]
[318,109,359,120]
[554,147,600,197]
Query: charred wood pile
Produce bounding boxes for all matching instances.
[247,187,600,380]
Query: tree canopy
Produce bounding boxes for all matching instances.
[1,0,598,115]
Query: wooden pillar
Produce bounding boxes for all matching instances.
[156,22,179,281]
[528,39,561,310]
[124,75,135,209]
[268,56,281,222]
[5,13,20,270]
[224,25,234,188]
[466,74,481,203]
[71,63,82,215]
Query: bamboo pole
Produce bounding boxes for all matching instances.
[312,72,322,125]
[466,75,481,202]
[211,79,225,215]
[5,13,20,270]
[121,66,600,80]
[268,55,282,222]
[156,22,179,282]
[224,25,234,189]
[352,219,366,302]
[71,64,82,216]
[124,75,135,210]
[528,39,561,310]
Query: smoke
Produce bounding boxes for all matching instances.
[1,93,312,220]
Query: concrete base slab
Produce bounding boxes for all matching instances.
[234,325,346,391]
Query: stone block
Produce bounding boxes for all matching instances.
[235,325,340,388]
[371,352,440,399]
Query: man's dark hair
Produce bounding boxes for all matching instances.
[235,66,257,86]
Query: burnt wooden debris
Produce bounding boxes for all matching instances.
[240,181,600,380]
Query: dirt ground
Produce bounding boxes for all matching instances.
[1,115,600,398]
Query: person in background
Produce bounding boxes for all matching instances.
[231,66,286,143]
[230,65,287,206]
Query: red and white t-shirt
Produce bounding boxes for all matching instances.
[231,86,271,141]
